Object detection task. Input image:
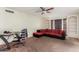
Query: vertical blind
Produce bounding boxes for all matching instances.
[51,19,67,31]
[55,19,62,29]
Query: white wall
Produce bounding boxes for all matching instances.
[41,17,50,29]
[0,7,44,45]
[76,14,79,38]
[77,16,79,38]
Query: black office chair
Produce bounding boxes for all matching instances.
[12,29,28,46]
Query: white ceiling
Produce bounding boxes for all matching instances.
[8,7,79,19]
[8,7,41,14]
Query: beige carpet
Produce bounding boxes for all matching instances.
[0,36,79,52]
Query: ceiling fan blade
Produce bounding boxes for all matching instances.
[40,7,45,11]
[46,8,54,11]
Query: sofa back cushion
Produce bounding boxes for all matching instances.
[51,29,64,34]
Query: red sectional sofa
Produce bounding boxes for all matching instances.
[33,29,66,40]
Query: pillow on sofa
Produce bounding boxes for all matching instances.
[37,29,48,32]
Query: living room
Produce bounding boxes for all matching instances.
[1,0,79,59]
[0,7,79,52]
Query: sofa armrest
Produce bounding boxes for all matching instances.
[61,31,66,38]
[37,30,41,32]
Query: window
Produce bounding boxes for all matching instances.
[55,19,62,29]
[51,20,53,29]
[51,19,67,31]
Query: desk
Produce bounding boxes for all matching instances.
[0,31,27,50]
[0,33,13,49]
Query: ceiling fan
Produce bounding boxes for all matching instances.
[40,7,54,15]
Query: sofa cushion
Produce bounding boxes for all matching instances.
[46,33,61,36]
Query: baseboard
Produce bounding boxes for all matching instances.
[66,36,79,40]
